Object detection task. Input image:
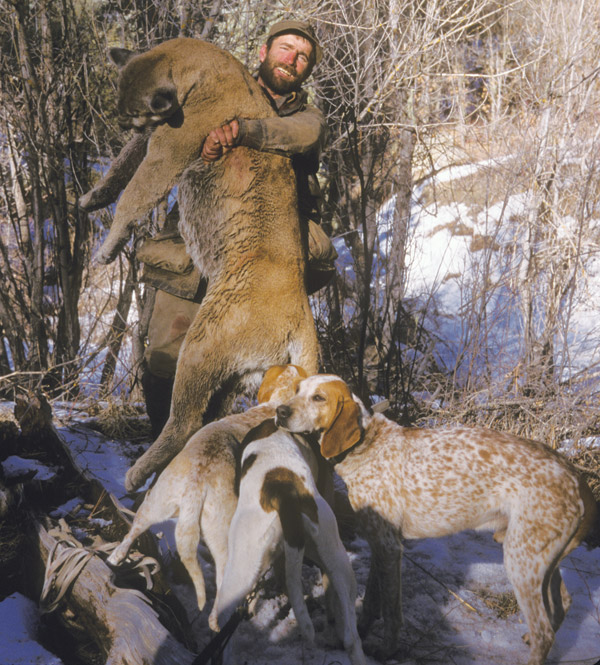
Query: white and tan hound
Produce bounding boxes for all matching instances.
[275,373,597,665]
[216,418,366,665]
[107,365,308,629]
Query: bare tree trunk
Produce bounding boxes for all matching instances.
[100,259,136,389]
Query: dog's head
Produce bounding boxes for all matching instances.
[256,365,309,405]
[275,374,367,459]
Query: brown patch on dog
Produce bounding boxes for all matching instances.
[235,420,278,495]
[257,365,308,404]
[239,453,258,484]
[240,418,278,449]
[319,381,363,459]
[260,467,318,549]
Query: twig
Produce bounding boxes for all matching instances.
[404,553,480,615]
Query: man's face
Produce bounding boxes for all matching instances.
[258,33,314,95]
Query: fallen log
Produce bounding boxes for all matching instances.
[29,520,195,665]
[2,393,197,664]
[13,393,188,614]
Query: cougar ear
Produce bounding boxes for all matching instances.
[320,384,363,459]
[109,47,136,69]
[257,365,308,404]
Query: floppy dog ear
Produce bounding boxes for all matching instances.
[257,365,308,403]
[320,389,363,459]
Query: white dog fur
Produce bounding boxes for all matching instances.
[275,373,597,665]
[216,418,366,665]
[107,365,308,629]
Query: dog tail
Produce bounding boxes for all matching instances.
[578,475,600,549]
[260,468,318,643]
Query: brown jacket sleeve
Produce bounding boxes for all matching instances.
[236,105,328,157]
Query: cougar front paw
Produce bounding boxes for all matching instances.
[79,188,110,212]
[125,464,147,493]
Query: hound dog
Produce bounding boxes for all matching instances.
[107,365,308,630]
[275,374,598,665]
[215,419,366,665]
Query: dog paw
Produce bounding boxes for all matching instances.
[209,609,220,633]
[107,550,123,567]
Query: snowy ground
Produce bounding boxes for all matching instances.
[1,416,599,665]
[2,154,600,664]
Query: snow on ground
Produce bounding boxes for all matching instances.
[3,156,600,663]
[0,593,63,665]
[1,419,599,665]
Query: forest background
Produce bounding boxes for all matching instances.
[1,0,599,449]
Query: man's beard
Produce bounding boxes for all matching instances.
[258,52,305,95]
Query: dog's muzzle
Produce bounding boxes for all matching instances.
[275,404,292,428]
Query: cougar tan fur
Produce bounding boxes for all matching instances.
[91,39,319,491]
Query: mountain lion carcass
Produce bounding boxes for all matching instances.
[91,38,319,491]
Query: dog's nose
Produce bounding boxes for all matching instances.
[276,404,292,420]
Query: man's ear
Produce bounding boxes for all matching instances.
[320,392,362,459]
[109,47,136,69]
[259,43,268,63]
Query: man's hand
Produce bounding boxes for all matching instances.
[201,119,240,163]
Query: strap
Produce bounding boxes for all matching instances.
[39,519,160,614]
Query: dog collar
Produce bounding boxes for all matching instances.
[328,428,365,466]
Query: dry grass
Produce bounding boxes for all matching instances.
[475,588,520,619]
[90,402,152,441]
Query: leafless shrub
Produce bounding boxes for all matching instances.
[1,0,599,450]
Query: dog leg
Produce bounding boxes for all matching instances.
[283,541,315,643]
[107,521,149,567]
[503,527,557,665]
[359,557,380,637]
[202,490,238,632]
[216,509,280,630]
[544,518,582,634]
[547,567,570,632]
[107,483,176,566]
[358,511,403,655]
[307,499,366,665]
[175,493,207,611]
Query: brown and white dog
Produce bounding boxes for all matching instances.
[216,418,366,665]
[275,374,598,665]
[107,365,308,629]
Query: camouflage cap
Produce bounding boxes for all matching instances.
[267,19,323,64]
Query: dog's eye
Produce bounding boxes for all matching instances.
[312,394,326,402]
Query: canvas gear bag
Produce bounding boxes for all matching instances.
[138,232,206,301]
[138,219,337,300]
